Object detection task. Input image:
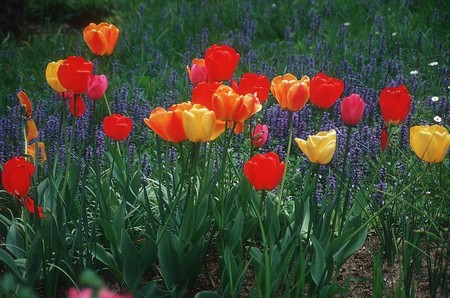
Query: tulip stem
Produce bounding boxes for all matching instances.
[276,111,293,215]
[103,93,112,116]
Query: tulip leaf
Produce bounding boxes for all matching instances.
[91,243,121,280]
[97,218,118,244]
[119,230,141,289]
[311,235,326,287]
[6,222,25,259]
[194,291,221,298]
[0,249,26,284]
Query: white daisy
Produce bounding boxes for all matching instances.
[392,32,397,36]
[344,22,350,26]
[431,96,439,102]
[410,70,418,75]
[434,116,442,123]
[428,62,439,66]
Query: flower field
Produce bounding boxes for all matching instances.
[0,0,449,297]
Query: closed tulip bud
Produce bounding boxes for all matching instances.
[231,72,271,104]
[187,58,208,85]
[103,114,133,141]
[24,197,45,218]
[205,44,240,82]
[379,85,411,125]
[251,124,269,149]
[17,91,33,117]
[1,156,35,198]
[309,72,344,109]
[295,129,336,164]
[83,22,120,56]
[87,74,108,100]
[144,102,192,143]
[340,93,365,126]
[46,60,67,93]
[381,128,389,152]
[182,104,216,142]
[244,152,285,191]
[270,73,310,112]
[410,125,450,163]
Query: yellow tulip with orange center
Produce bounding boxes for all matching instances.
[182,104,217,142]
[295,129,336,164]
[45,60,68,93]
[212,85,262,123]
[270,73,310,111]
[410,125,450,163]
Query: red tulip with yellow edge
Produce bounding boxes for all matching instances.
[83,22,120,56]
[270,74,310,112]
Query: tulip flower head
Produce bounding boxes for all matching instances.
[309,73,344,109]
[295,129,337,164]
[87,74,108,100]
[270,73,310,112]
[244,152,285,191]
[182,104,216,142]
[144,102,193,143]
[340,93,365,126]
[83,22,120,56]
[204,44,240,82]
[231,72,271,104]
[57,56,93,94]
[18,91,33,117]
[381,127,389,152]
[379,85,411,125]
[187,58,208,85]
[69,94,86,117]
[410,125,450,163]
[103,114,133,141]
[24,197,45,218]
[251,124,269,149]
[192,81,222,110]
[46,60,67,93]
[1,156,35,198]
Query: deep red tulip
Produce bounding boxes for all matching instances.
[192,81,221,110]
[251,124,269,149]
[87,74,108,100]
[1,156,35,198]
[381,127,389,152]
[103,114,133,141]
[340,93,365,126]
[57,56,93,94]
[309,72,344,108]
[204,44,240,82]
[24,197,45,218]
[379,85,411,125]
[244,152,285,191]
[69,94,86,117]
[231,72,271,104]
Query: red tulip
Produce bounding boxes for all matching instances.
[103,114,133,141]
[87,74,108,100]
[69,94,86,117]
[1,156,35,198]
[379,85,411,125]
[24,197,45,218]
[381,127,389,151]
[309,72,344,108]
[231,72,271,104]
[251,124,269,149]
[57,56,93,94]
[204,44,240,82]
[340,93,365,126]
[244,152,285,191]
[191,81,221,110]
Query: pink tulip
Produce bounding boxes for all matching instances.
[67,288,94,298]
[251,124,269,149]
[340,93,365,126]
[87,74,108,100]
[187,58,208,85]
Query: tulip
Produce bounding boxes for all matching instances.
[295,129,336,164]
[309,72,344,109]
[340,93,365,126]
[231,72,271,104]
[26,119,38,142]
[192,81,221,110]
[87,74,108,100]
[67,288,94,298]
[182,104,216,142]
[186,58,208,85]
[243,152,285,191]
[212,85,262,123]
[27,142,46,163]
[381,128,389,152]
[204,44,240,82]
[45,60,67,93]
[103,114,133,141]
[270,73,310,112]
[69,94,86,117]
[1,156,35,198]
[251,124,269,149]
[379,85,411,125]
[410,125,450,163]
[17,91,32,116]
[57,56,93,94]
[144,102,192,143]
[83,22,120,56]
[24,197,44,218]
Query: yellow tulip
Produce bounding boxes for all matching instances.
[295,129,336,164]
[410,125,450,163]
[46,60,67,93]
[182,104,216,142]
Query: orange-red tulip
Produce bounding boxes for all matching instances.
[244,152,285,191]
[83,22,120,56]
[205,44,240,82]
[192,81,221,110]
[379,85,411,125]
[103,114,133,141]
[231,72,270,104]
[18,91,32,117]
[1,156,35,198]
[309,73,344,109]
[270,74,310,111]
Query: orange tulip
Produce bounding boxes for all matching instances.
[270,74,310,111]
[212,85,262,123]
[27,142,47,163]
[18,91,32,117]
[144,102,193,143]
[83,22,120,56]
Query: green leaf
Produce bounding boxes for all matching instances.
[157,231,179,289]
[119,230,141,290]
[310,235,326,287]
[228,209,244,251]
[98,218,118,243]
[91,243,121,280]
[6,222,25,258]
[0,249,27,284]
[25,232,42,284]
[133,281,171,298]
[194,291,221,298]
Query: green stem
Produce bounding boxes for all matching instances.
[277,111,294,214]
[52,101,66,176]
